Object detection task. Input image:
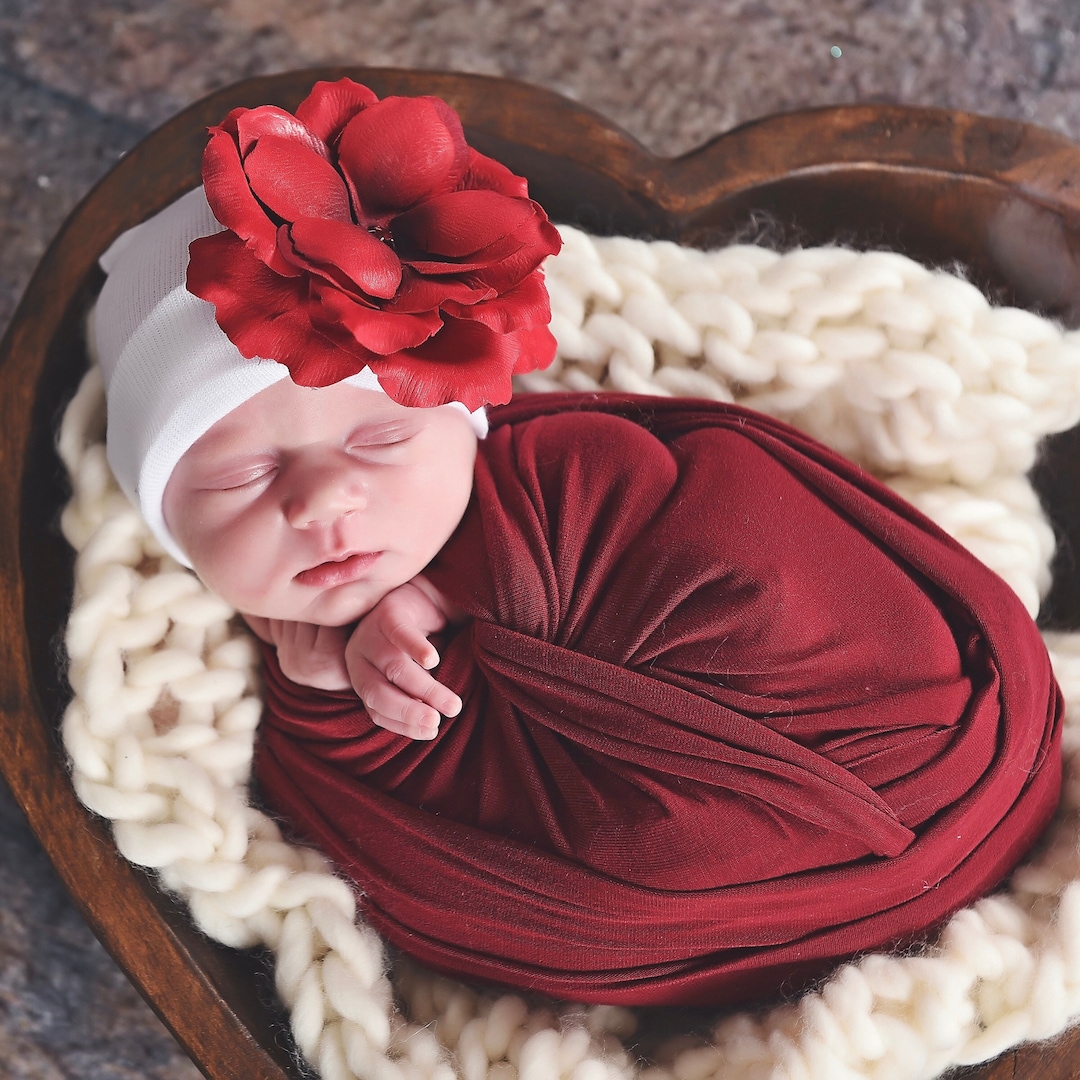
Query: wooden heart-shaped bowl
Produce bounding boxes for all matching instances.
[4,68,1080,1080]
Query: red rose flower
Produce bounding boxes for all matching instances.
[185,79,562,409]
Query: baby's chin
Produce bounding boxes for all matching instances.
[246,581,395,627]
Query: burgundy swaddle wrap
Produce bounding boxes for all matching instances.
[255,393,1062,1006]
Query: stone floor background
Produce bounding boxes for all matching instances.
[3,1,1080,1076]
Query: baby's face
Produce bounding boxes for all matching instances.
[163,378,477,625]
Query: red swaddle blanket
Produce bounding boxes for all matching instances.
[256,393,1062,1006]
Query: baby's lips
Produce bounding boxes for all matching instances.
[293,550,382,588]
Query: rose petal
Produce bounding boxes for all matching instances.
[295,78,379,146]
[395,189,535,259]
[441,271,552,333]
[284,217,401,298]
[214,107,246,139]
[284,334,377,386]
[462,147,529,198]
[511,323,558,374]
[415,211,562,293]
[202,126,298,276]
[244,135,353,224]
[337,96,469,218]
[401,241,551,294]
[310,281,442,353]
[187,231,370,386]
[234,104,330,160]
[273,223,380,300]
[386,267,495,312]
[370,318,525,409]
[286,341,376,386]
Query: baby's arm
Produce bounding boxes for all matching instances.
[243,615,351,691]
[345,575,464,740]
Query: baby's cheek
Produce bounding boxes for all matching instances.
[186,514,281,611]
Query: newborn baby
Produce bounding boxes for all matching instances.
[162,376,476,739]
[91,79,1064,1007]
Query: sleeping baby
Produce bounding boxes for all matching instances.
[91,79,1063,1007]
[162,357,479,740]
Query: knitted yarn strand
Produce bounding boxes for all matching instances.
[59,228,1080,1080]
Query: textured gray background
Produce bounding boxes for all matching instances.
[3,2,1080,1076]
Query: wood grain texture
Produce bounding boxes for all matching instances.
[3,67,1080,1080]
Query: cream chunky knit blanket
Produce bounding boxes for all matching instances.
[59,226,1080,1080]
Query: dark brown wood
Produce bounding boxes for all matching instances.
[4,67,1080,1080]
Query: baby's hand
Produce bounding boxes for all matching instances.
[345,578,463,740]
[243,615,350,691]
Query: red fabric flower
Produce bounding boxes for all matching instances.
[186,79,562,409]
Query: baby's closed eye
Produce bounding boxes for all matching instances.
[346,420,419,454]
[187,455,279,493]
[202,461,278,491]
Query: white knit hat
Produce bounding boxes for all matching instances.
[93,186,487,567]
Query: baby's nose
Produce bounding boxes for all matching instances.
[284,456,367,528]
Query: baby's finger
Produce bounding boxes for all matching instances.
[418,680,462,718]
[395,665,462,718]
[365,688,440,736]
[349,640,460,718]
[363,685,441,739]
[380,653,459,713]
[278,650,351,692]
[369,708,440,741]
[351,656,441,731]
[385,621,440,669]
